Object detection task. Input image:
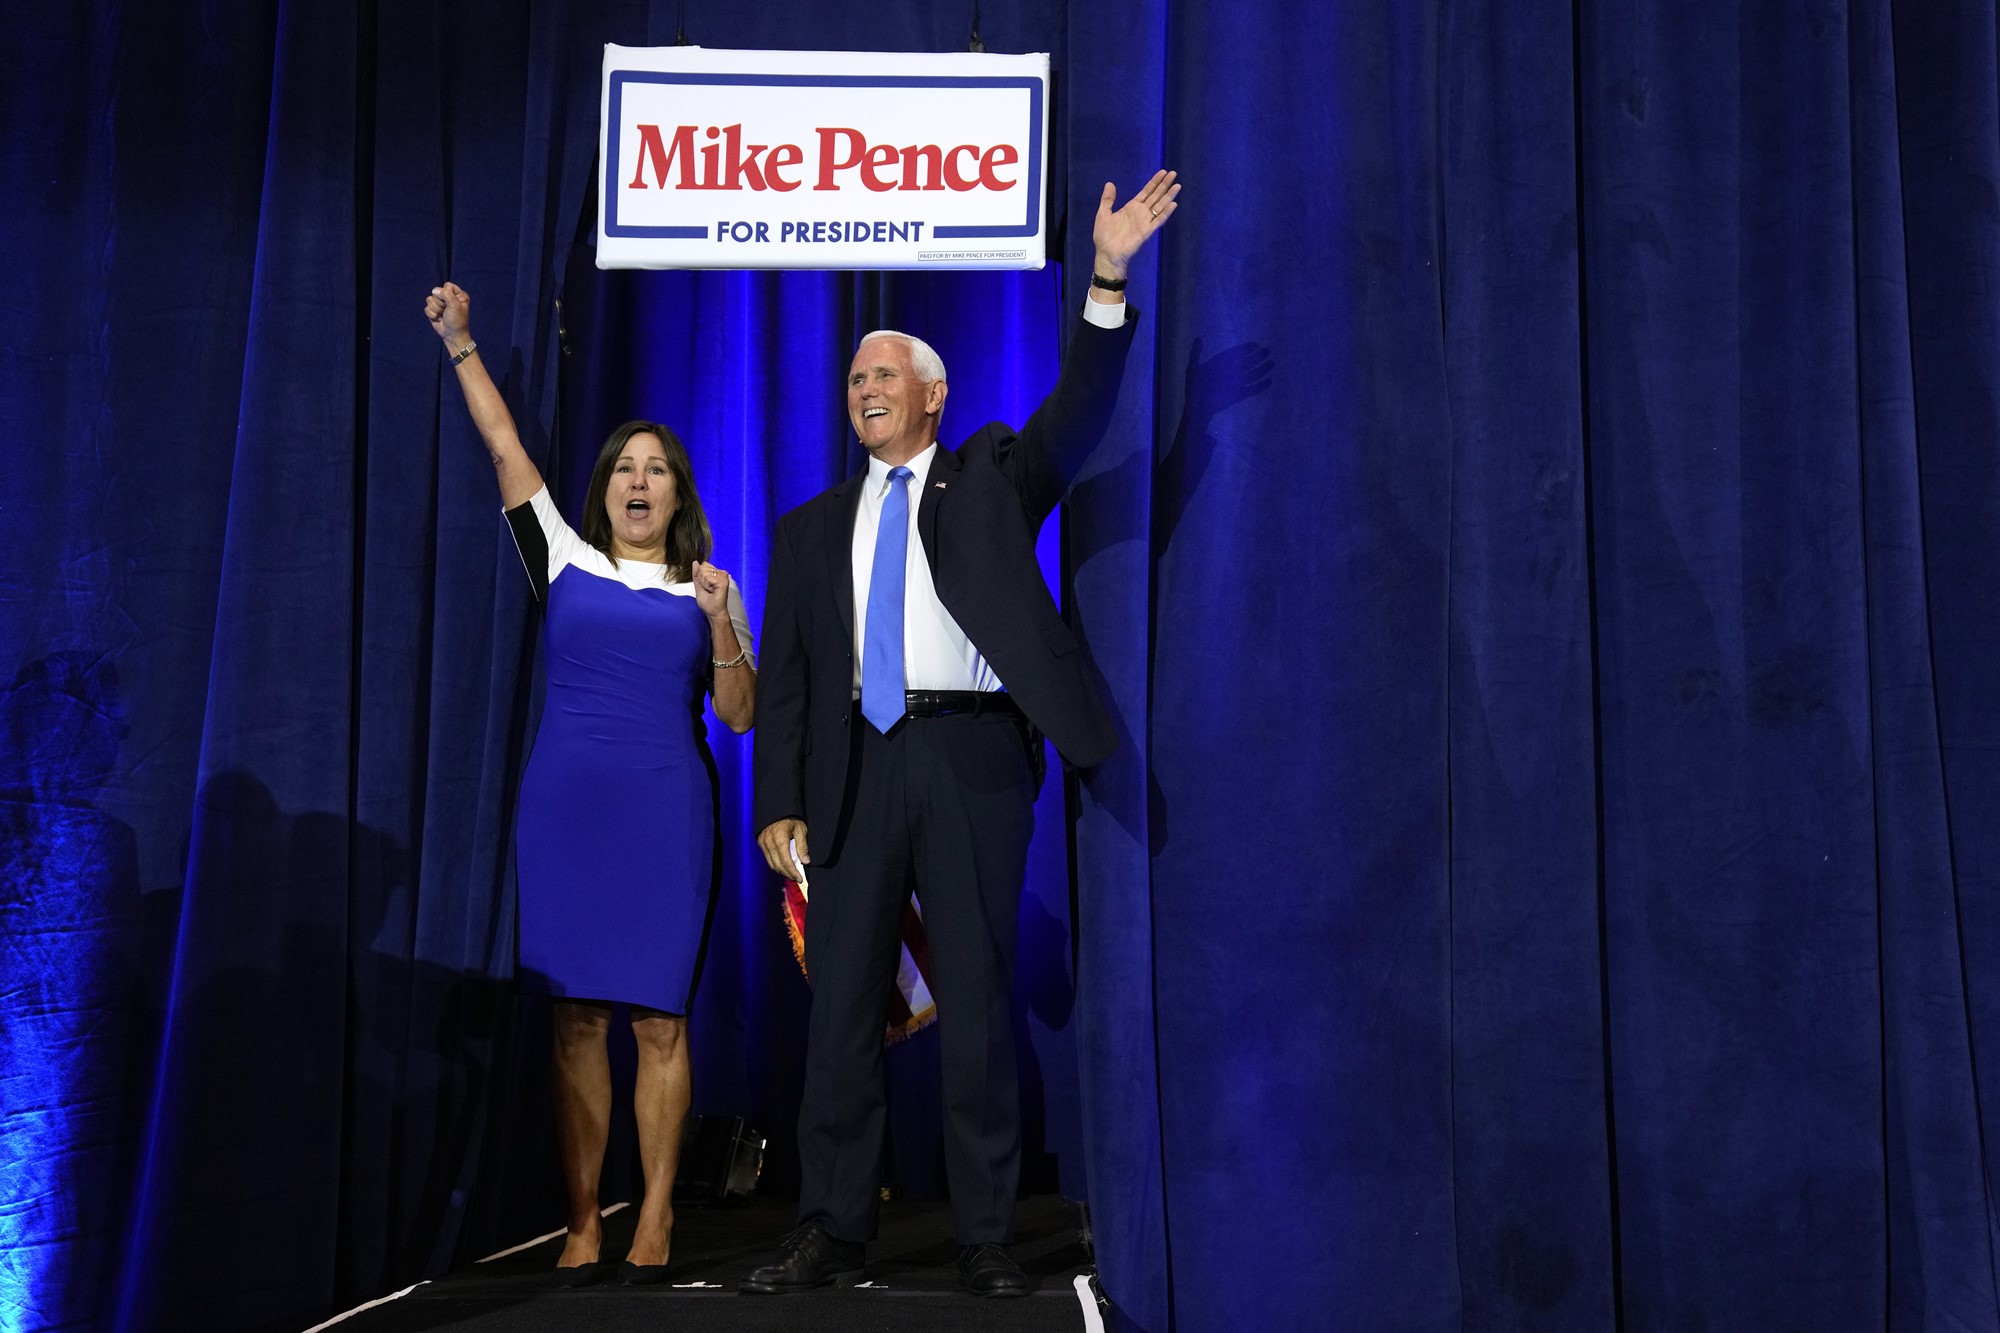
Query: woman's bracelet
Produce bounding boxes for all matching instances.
[449,339,478,366]
[712,648,749,670]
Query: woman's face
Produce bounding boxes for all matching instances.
[605,433,679,555]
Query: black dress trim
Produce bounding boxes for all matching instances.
[504,501,549,604]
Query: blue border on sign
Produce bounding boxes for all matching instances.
[603,71,1045,241]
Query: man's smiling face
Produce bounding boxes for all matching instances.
[846,336,947,465]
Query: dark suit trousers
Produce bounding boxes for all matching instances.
[796,710,1038,1246]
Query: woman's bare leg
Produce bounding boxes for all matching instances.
[552,999,614,1267]
[628,1007,691,1267]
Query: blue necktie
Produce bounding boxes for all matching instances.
[862,466,914,734]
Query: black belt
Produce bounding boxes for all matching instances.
[901,690,1022,719]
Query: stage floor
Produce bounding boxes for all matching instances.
[318,1193,1095,1332]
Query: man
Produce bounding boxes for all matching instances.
[745,169,1180,1299]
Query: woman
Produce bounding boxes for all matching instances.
[424,281,753,1285]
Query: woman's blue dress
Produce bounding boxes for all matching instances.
[504,487,751,1013]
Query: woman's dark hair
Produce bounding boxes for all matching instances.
[580,420,712,580]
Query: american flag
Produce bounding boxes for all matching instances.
[782,882,936,1045]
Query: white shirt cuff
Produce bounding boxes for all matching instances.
[1082,296,1127,329]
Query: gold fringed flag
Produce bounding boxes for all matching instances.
[782,882,937,1045]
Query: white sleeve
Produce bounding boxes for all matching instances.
[725,576,757,668]
[526,487,589,577]
[1082,296,1127,329]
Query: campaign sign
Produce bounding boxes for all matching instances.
[597,45,1049,270]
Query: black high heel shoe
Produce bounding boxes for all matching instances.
[554,1261,600,1288]
[620,1259,669,1285]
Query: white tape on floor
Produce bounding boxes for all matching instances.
[303,1201,634,1330]
[298,1282,426,1331]
[1074,1273,1107,1333]
[476,1200,630,1263]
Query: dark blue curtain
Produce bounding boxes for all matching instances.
[1066,1,2000,1329]
[2,2,606,1328]
[5,2,2000,1332]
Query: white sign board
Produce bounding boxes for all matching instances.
[596,46,1050,271]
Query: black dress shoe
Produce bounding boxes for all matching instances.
[620,1259,668,1285]
[739,1223,866,1294]
[959,1243,1032,1298]
[553,1261,600,1288]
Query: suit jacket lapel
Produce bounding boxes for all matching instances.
[829,469,865,656]
[917,445,961,568]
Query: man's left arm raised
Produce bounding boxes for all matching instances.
[1005,169,1180,520]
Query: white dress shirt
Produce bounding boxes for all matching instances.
[849,296,1126,696]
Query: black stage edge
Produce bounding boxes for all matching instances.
[326,1194,1092,1332]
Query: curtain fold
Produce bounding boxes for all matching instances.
[1439,1,1612,1327]
[1575,1,1886,1322]
[111,0,365,1322]
[1852,0,2000,1308]
[1060,1,1175,1328]
[1870,0,2000,1319]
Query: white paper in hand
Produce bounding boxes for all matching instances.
[789,837,809,900]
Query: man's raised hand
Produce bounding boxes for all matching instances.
[1093,169,1180,281]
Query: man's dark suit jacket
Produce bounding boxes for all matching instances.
[754,308,1138,867]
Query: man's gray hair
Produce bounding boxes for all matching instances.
[857,329,948,384]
